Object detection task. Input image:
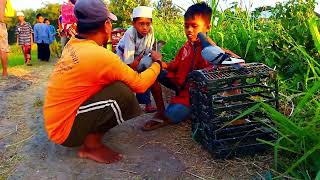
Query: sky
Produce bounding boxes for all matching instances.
[10,0,320,13]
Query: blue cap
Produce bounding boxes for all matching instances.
[74,0,117,24]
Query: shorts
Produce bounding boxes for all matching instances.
[62,82,142,147]
[165,103,191,124]
[0,22,10,53]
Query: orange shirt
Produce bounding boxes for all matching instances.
[44,38,160,144]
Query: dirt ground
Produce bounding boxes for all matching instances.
[0,61,273,180]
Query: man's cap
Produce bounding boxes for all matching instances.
[16,11,24,17]
[132,6,153,19]
[74,0,117,24]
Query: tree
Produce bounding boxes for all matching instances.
[108,0,151,28]
[156,0,181,22]
[5,3,61,44]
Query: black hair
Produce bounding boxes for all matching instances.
[184,2,212,24]
[44,18,49,22]
[36,13,42,19]
[77,21,106,34]
[132,17,152,22]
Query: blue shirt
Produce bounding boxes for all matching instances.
[34,23,51,44]
[49,25,56,41]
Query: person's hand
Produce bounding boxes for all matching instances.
[151,50,162,62]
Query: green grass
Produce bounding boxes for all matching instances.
[0,45,37,68]
[153,0,320,179]
[0,43,61,69]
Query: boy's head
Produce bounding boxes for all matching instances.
[16,12,25,22]
[184,2,212,42]
[44,18,50,25]
[36,13,44,23]
[132,6,153,37]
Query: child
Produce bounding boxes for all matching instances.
[60,0,77,48]
[116,6,158,113]
[44,18,60,57]
[142,2,240,131]
[34,13,51,61]
[15,11,33,66]
[44,18,56,42]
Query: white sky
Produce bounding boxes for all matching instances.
[11,0,320,13]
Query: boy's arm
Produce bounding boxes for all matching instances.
[28,23,33,44]
[122,30,136,64]
[30,33,33,45]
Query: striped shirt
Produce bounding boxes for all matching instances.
[15,22,33,45]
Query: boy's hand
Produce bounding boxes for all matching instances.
[151,51,162,62]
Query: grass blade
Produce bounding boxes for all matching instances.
[308,15,320,53]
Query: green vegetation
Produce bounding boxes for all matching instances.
[1,0,319,179]
[152,0,320,179]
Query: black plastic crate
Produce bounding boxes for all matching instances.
[189,63,278,159]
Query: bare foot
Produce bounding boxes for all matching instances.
[78,145,123,164]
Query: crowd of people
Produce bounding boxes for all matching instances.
[2,0,240,164]
[0,0,76,71]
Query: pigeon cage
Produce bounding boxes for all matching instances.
[189,63,279,159]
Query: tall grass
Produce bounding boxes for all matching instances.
[153,13,185,62]
[153,0,320,179]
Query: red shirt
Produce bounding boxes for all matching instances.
[166,40,210,107]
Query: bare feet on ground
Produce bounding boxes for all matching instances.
[78,133,123,164]
[78,145,123,164]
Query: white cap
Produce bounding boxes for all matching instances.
[132,6,153,19]
[17,12,24,17]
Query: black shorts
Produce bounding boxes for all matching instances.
[62,82,142,147]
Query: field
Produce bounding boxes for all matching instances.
[152,0,320,179]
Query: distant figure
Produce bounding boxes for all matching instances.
[34,13,51,61]
[0,0,11,78]
[60,0,77,48]
[44,18,60,57]
[57,13,67,50]
[15,11,33,66]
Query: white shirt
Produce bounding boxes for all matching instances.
[116,26,154,65]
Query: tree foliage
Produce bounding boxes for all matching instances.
[108,0,151,28]
[156,0,182,22]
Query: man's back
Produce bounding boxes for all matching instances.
[44,38,161,144]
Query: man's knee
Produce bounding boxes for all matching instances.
[165,104,191,124]
[107,81,137,104]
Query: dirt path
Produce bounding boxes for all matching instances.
[0,61,272,179]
